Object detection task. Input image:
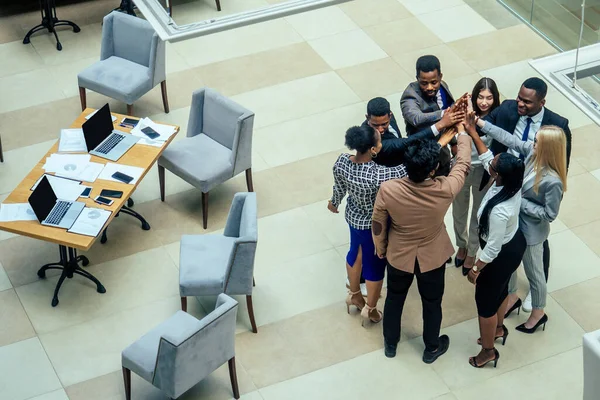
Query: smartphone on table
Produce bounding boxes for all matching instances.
[94,196,114,206]
[100,189,123,198]
[111,171,134,184]
[141,126,160,140]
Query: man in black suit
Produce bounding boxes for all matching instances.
[483,77,572,304]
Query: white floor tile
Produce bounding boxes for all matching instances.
[416,5,495,43]
[308,29,388,69]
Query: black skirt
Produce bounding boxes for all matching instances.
[475,229,526,318]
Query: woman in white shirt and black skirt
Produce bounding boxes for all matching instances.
[463,117,527,369]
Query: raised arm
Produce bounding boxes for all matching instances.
[401,90,443,128]
[445,130,472,199]
[520,180,563,222]
[478,119,533,157]
[372,187,390,258]
[376,163,408,184]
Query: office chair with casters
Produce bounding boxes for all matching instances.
[158,88,254,229]
[23,0,80,51]
[77,12,169,116]
[122,294,240,400]
[179,192,259,333]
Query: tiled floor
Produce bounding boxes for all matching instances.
[0,0,597,399]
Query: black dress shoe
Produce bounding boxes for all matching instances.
[504,298,522,319]
[455,257,465,268]
[422,335,449,364]
[384,341,397,358]
[446,257,452,264]
[516,314,548,334]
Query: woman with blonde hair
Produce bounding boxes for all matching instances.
[471,114,567,334]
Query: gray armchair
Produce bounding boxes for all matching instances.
[77,11,169,116]
[180,192,258,333]
[158,88,254,229]
[122,294,240,400]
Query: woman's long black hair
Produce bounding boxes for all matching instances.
[478,153,525,237]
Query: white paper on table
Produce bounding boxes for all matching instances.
[135,137,163,148]
[58,129,87,153]
[31,174,86,202]
[54,161,105,183]
[97,162,144,185]
[0,203,38,222]
[131,117,176,142]
[43,154,91,174]
[86,109,117,122]
[68,207,112,237]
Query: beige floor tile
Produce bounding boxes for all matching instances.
[258,343,449,399]
[0,263,11,292]
[231,72,360,129]
[0,17,25,44]
[571,124,600,172]
[552,276,600,332]
[284,6,358,41]
[172,0,269,25]
[0,139,57,196]
[547,229,600,292]
[445,73,484,99]
[550,217,569,236]
[308,29,388,70]
[241,392,264,400]
[365,18,442,58]
[39,295,184,386]
[568,159,588,177]
[337,58,414,100]
[30,23,102,66]
[28,389,70,400]
[0,337,62,400]
[0,237,64,288]
[338,0,412,28]
[480,60,557,101]
[302,201,349,248]
[0,69,66,113]
[165,41,192,75]
[453,347,582,400]
[572,219,600,258]
[416,5,495,43]
[431,296,584,391]
[47,56,97,98]
[399,0,465,15]
[65,358,257,400]
[0,289,35,347]
[197,42,331,97]
[16,247,179,335]
[463,0,521,30]
[253,101,362,167]
[0,41,44,79]
[163,241,181,267]
[545,90,593,130]
[394,44,477,81]
[433,394,459,400]
[172,19,303,67]
[448,25,557,71]
[559,172,600,229]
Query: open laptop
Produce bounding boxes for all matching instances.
[82,103,138,161]
[28,175,85,229]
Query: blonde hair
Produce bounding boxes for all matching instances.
[530,125,568,193]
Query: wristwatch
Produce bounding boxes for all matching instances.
[472,265,479,273]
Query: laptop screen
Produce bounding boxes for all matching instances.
[82,103,113,151]
[28,176,58,222]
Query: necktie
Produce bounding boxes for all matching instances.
[520,117,533,161]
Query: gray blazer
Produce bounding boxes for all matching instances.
[481,122,564,246]
[400,81,454,135]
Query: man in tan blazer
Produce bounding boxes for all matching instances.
[372,129,472,363]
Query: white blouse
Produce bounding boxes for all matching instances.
[477,151,522,264]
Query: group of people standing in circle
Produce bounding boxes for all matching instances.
[329,55,571,368]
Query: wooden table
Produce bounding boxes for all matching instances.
[0,108,179,306]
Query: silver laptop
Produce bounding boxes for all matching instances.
[28,176,85,229]
[82,103,138,161]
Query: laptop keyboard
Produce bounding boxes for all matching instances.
[46,201,72,225]
[96,133,125,154]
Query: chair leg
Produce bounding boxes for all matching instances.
[245,168,254,192]
[181,296,187,312]
[122,367,131,400]
[127,104,134,116]
[158,164,165,202]
[228,357,240,399]
[201,191,209,229]
[161,80,170,113]
[253,277,255,287]
[0,134,3,163]
[78,87,86,111]
[215,0,221,11]
[246,295,258,333]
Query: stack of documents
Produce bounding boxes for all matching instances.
[68,207,112,237]
[86,109,117,122]
[131,118,177,147]
[58,129,87,153]
[31,174,88,201]
[98,163,144,185]
[43,154,104,183]
[0,203,38,222]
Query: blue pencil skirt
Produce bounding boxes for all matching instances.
[346,225,386,281]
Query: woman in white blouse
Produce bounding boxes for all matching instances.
[463,116,527,368]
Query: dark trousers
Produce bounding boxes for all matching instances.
[383,260,445,352]
[543,239,550,282]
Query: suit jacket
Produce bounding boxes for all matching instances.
[372,134,472,273]
[400,81,454,136]
[362,119,436,167]
[481,122,564,246]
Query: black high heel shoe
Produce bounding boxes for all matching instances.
[469,348,499,368]
[462,266,470,276]
[455,256,465,268]
[516,314,548,334]
[504,298,522,319]
[477,325,509,346]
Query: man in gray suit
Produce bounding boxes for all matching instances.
[401,55,456,136]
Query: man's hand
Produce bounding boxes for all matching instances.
[327,201,339,214]
[463,111,479,137]
[467,268,479,284]
[438,126,457,147]
[377,253,386,259]
[437,107,465,130]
